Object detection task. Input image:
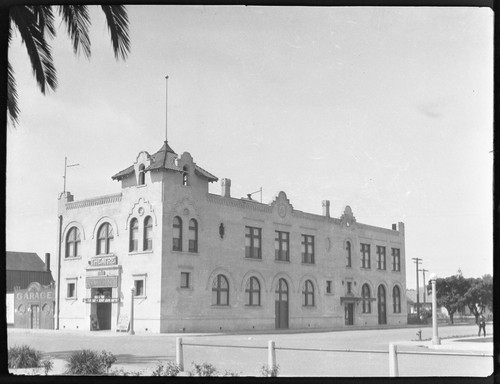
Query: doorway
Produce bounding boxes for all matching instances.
[93,287,112,330]
[275,278,289,329]
[345,303,354,325]
[30,305,40,329]
[378,285,387,325]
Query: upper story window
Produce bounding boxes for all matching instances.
[245,226,261,259]
[97,223,113,255]
[302,280,315,307]
[245,277,261,306]
[275,231,289,261]
[360,243,371,269]
[346,281,352,294]
[393,285,401,313]
[301,234,315,264]
[143,216,153,251]
[173,216,182,251]
[326,280,332,294]
[391,248,401,271]
[346,241,352,267]
[376,246,386,270]
[362,283,371,313]
[188,219,198,253]
[66,227,81,258]
[129,218,139,252]
[138,164,145,185]
[212,274,229,306]
[182,166,189,186]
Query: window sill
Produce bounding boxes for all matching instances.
[302,305,316,309]
[377,268,387,271]
[134,296,147,300]
[129,250,154,256]
[325,293,335,296]
[244,257,262,261]
[95,253,116,257]
[301,262,315,266]
[244,305,263,309]
[65,297,77,301]
[345,265,352,269]
[136,184,147,189]
[274,259,290,263]
[64,256,82,261]
[391,270,401,273]
[211,305,231,309]
[179,287,192,291]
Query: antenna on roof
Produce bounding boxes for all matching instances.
[165,75,169,142]
[63,156,80,194]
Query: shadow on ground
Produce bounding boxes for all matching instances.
[42,350,175,365]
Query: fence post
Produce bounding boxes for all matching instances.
[268,340,276,375]
[389,343,399,377]
[176,337,184,371]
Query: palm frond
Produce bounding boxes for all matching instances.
[10,6,57,94]
[33,5,56,39]
[58,5,91,59]
[7,61,20,126]
[101,5,130,60]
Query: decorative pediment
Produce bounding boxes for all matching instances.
[340,205,356,227]
[271,191,294,219]
[126,198,157,228]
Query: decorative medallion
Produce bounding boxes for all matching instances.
[42,303,51,314]
[17,304,26,314]
[183,208,190,216]
[278,203,287,218]
[138,207,145,216]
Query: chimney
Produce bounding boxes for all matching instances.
[221,178,231,198]
[322,200,330,218]
[45,253,51,272]
[392,224,397,230]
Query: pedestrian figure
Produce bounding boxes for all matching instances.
[478,314,486,337]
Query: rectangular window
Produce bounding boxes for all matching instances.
[347,282,352,294]
[360,243,371,269]
[392,248,401,271]
[377,246,386,270]
[181,272,190,288]
[67,282,76,298]
[133,274,146,297]
[326,281,332,294]
[301,234,315,264]
[275,231,289,261]
[245,226,262,259]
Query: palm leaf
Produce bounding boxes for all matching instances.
[33,5,56,39]
[7,61,20,126]
[101,5,130,60]
[58,5,91,59]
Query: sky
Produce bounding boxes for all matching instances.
[6,6,493,291]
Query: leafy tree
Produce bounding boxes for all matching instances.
[430,274,470,324]
[464,276,493,323]
[8,5,130,126]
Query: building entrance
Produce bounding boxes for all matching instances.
[378,285,387,325]
[30,304,40,329]
[275,278,289,329]
[92,288,112,330]
[345,303,354,325]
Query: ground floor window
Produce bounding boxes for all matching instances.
[181,272,190,288]
[212,274,229,305]
[133,274,147,298]
[66,278,77,299]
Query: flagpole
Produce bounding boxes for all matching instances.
[165,75,169,142]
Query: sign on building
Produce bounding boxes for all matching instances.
[14,282,55,329]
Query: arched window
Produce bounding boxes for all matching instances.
[302,280,315,307]
[346,241,352,267]
[362,284,371,313]
[182,166,189,186]
[188,219,198,253]
[245,277,260,306]
[97,223,113,255]
[212,274,229,305]
[173,216,182,251]
[143,216,153,251]
[66,227,81,258]
[393,285,401,313]
[138,164,145,185]
[129,218,138,252]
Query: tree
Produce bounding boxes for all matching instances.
[464,276,493,323]
[8,5,130,126]
[430,274,470,324]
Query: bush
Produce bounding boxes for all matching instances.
[151,361,181,376]
[41,357,54,375]
[65,350,117,375]
[189,362,219,376]
[261,364,279,377]
[8,345,42,369]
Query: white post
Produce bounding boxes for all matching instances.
[430,273,441,345]
[268,340,276,375]
[389,343,399,377]
[129,286,135,335]
[176,337,184,371]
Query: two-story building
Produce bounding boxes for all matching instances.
[56,140,407,333]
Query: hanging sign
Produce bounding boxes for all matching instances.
[86,276,118,288]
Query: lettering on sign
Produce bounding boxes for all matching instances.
[90,256,118,267]
[16,291,54,301]
[82,297,120,303]
[117,314,130,332]
[97,270,106,276]
[86,276,118,288]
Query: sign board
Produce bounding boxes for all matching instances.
[89,255,118,267]
[83,297,120,304]
[86,276,118,288]
[117,314,129,332]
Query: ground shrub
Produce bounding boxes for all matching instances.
[261,364,280,377]
[189,362,219,376]
[151,361,181,376]
[41,357,54,375]
[8,345,42,369]
[65,350,117,375]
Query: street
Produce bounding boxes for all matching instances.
[7,323,493,376]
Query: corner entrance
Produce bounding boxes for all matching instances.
[275,278,289,329]
[345,303,354,325]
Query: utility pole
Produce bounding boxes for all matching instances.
[412,258,422,319]
[63,156,80,194]
[420,268,429,304]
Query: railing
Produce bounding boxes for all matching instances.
[175,337,493,377]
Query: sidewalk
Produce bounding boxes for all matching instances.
[396,335,493,354]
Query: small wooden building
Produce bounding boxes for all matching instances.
[14,282,55,329]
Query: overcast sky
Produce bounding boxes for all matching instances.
[7,6,493,290]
